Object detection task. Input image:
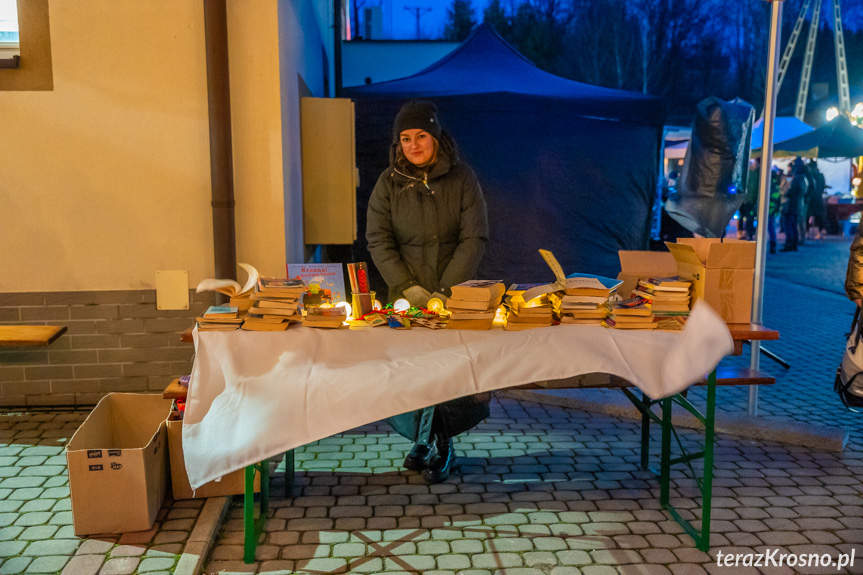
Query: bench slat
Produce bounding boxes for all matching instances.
[0,325,67,347]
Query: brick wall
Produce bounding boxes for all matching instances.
[0,290,215,407]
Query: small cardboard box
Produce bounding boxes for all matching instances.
[66,393,172,536]
[617,250,679,299]
[665,238,756,324]
[166,412,259,500]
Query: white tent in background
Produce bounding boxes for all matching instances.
[664,140,689,160]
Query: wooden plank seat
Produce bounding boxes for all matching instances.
[0,325,67,347]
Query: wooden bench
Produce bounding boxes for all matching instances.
[0,325,67,347]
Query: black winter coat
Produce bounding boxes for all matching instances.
[366,137,489,302]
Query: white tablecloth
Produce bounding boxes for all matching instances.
[183,302,732,488]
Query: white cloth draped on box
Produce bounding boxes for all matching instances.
[183,301,733,489]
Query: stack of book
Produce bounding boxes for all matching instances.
[196,306,243,331]
[552,274,622,325]
[242,278,306,331]
[603,297,657,330]
[303,306,347,329]
[631,276,691,313]
[445,280,505,330]
[504,286,554,330]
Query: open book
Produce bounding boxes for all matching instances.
[520,250,622,303]
[195,263,260,298]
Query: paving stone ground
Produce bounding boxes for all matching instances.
[2,236,863,575]
[0,411,198,574]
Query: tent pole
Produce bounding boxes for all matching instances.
[750,0,784,417]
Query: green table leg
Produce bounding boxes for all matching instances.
[660,396,672,506]
[640,391,651,469]
[699,368,717,551]
[285,449,295,498]
[243,459,270,564]
[659,368,717,551]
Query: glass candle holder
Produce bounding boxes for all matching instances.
[351,291,376,318]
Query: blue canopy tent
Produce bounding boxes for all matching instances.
[343,24,665,292]
[750,116,814,151]
[770,115,863,158]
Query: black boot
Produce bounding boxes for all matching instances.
[403,442,433,471]
[423,432,458,484]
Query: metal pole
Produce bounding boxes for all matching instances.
[750,0,784,416]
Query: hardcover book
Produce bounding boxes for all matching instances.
[287,263,346,303]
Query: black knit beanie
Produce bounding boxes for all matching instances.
[393,100,441,141]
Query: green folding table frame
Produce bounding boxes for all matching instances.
[239,323,778,562]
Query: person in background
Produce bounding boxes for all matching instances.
[366,100,490,483]
[798,157,814,246]
[780,159,808,251]
[739,160,759,240]
[768,166,783,254]
[807,161,827,240]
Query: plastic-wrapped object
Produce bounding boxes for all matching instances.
[666,97,755,238]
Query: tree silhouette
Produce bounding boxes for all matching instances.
[444,0,477,42]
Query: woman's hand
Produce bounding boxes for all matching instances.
[856,299,861,308]
[403,285,432,308]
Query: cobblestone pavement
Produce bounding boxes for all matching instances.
[0,410,201,574]
[3,236,863,574]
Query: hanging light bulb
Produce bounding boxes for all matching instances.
[826,106,839,121]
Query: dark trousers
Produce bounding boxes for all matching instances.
[782,213,798,249]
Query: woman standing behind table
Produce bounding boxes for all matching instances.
[366,100,489,483]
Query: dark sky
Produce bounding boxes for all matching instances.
[364,0,493,40]
[371,0,863,39]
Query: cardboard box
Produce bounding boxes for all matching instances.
[666,238,756,324]
[66,393,172,536]
[166,412,259,500]
[617,250,678,300]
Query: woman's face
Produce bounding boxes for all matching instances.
[399,129,434,167]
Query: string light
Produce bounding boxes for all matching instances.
[493,306,507,327]
[426,298,444,313]
[336,301,352,320]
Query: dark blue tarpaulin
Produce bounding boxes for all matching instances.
[343,24,666,292]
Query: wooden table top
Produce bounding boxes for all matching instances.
[0,325,67,347]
